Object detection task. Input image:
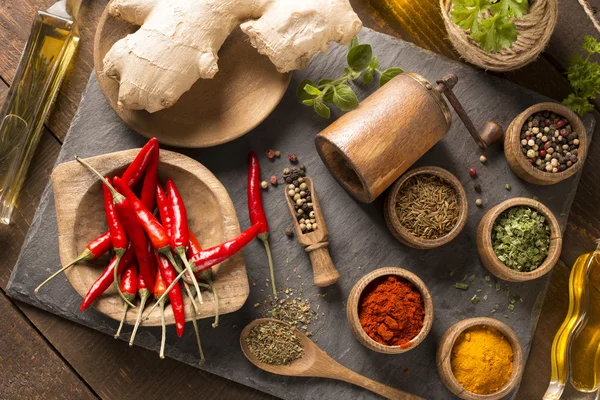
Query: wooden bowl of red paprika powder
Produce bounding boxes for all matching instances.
[346,267,434,354]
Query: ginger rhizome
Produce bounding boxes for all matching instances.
[103,0,362,113]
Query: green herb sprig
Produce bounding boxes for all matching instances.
[296,37,403,118]
[450,0,529,53]
[563,35,600,116]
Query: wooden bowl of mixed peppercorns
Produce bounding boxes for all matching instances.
[476,197,562,282]
[505,102,587,185]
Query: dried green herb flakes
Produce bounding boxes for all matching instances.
[245,322,304,365]
[491,206,550,272]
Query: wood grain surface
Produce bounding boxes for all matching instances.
[1,0,600,399]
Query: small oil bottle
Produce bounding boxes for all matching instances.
[0,0,80,224]
[544,239,600,399]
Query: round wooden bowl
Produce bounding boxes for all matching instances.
[476,197,562,282]
[93,2,291,148]
[504,102,587,185]
[50,149,250,325]
[384,166,468,249]
[437,317,524,400]
[346,267,434,354]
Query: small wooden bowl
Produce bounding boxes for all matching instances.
[346,267,434,354]
[476,197,562,282]
[505,102,587,185]
[437,317,524,400]
[384,166,468,249]
[50,149,250,325]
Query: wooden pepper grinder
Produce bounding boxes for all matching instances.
[315,72,504,203]
[285,177,340,287]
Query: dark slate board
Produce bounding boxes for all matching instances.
[7,28,595,399]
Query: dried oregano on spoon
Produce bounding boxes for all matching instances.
[296,36,403,118]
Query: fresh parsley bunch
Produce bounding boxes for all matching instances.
[450,0,529,53]
[296,37,403,119]
[563,35,600,116]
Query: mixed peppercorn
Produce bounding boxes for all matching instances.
[520,111,580,173]
[285,165,318,233]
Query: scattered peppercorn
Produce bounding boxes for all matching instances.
[285,227,294,238]
[288,154,298,164]
[479,155,487,163]
[505,184,511,191]
[474,184,482,193]
[266,149,275,160]
[261,181,268,190]
[274,150,281,158]
[270,175,278,186]
[469,168,477,178]
[283,167,290,175]
[299,164,306,171]
[476,199,483,207]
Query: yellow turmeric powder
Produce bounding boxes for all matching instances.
[450,326,514,395]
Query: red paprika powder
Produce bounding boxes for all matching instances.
[358,275,425,347]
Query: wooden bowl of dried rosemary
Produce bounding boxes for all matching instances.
[384,166,468,249]
[476,197,562,282]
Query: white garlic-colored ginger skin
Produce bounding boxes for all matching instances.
[103,0,362,113]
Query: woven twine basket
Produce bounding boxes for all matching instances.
[440,0,558,71]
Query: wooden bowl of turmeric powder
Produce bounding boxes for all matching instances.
[436,317,524,399]
[346,267,434,354]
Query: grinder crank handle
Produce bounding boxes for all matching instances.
[435,74,504,150]
[305,242,339,287]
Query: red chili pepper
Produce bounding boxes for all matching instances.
[155,253,185,337]
[121,138,159,188]
[115,263,138,339]
[140,144,159,211]
[166,178,189,256]
[153,268,168,359]
[80,243,135,311]
[155,184,172,236]
[248,152,277,297]
[129,261,152,347]
[113,176,203,308]
[35,231,112,292]
[189,229,220,328]
[103,178,128,253]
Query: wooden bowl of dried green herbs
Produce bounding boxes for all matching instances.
[384,166,468,249]
[476,197,562,282]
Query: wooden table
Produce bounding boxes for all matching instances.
[1,0,599,398]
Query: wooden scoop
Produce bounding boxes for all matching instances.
[285,177,339,287]
[240,318,422,400]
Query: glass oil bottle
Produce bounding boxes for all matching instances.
[0,0,80,224]
[544,240,600,399]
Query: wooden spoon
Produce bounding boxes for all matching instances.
[240,318,422,400]
[284,177,340,287]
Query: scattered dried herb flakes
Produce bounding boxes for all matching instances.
[395,175,459,239]
[245,321,304,365]
[256,289,318,333]
[491,206,550,272]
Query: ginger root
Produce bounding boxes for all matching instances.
[103,0,362,113]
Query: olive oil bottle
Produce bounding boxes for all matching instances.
[0,0,80,225]
[545,240,600,399]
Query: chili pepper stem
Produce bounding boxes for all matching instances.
[143,271,210,320]
[35,249,92,293]
[113,252,136,308]
[176,249,203,304]
[129,289,150,346]
[259,233,277,298]
[115,301,129,339]
[75,156,125,204]
[167,248,203,307]
[159,299,166,359]
[190,300,205,365]
[201,271,219,328]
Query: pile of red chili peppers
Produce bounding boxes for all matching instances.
[35,139,271,363]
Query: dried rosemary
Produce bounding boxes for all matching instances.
[395,175,459,239]
[245,321,304,365]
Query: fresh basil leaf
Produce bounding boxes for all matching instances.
[363,70,373,84]
[314,100,331,119]
[348,36,359,49]
[322,85,334,103]
[379,67,403,85]
[302,99,315,106]
[304,84,322,96]
[296,79,317,103]
[318,79,333,86]
[369,56,379,69]
[347,44,373,72]
[332,84,359,111]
